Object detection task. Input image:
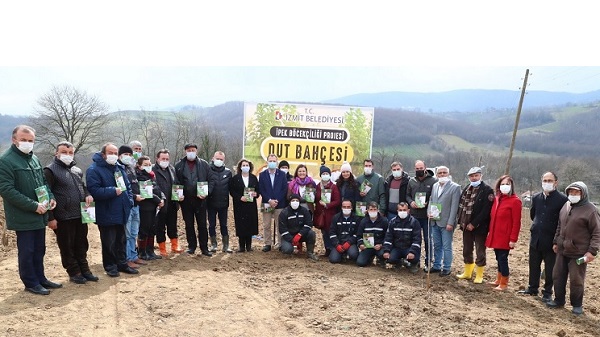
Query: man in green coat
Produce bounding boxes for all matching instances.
[0,125,62,295]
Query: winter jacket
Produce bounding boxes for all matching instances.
[153,163,180,213]
[405,173,437,218]
[44,157,89,222]
[329,212,359,246]
[207,163,232,209]
[383,214,421,255]
[86,152,133,226]
[486,193,522,250]
[336,178,360,208]
[258,168,288,209]
[174,156,212,199]
[356,171,386,213]
[0,144,54,231]
[278,205,313,242]
[119,159,140,205]
[384,172,409,215]
[529,189,568,251]
[554,181,600,258]
[313,181,341,231]
[356,214,389,246]
[457,181,495,235]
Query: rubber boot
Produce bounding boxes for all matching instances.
[170,238,183,253]
[473,266,485,284]
[210,236,218,252]
[158,241,168,257]
[146,237,162,260]
[306,242,318,261]
[487,271,502,286]
[493,275,509,291]
[138,239,150,260]
[222,235,233,253]
[456,263,475,280]
[238,237,246,253]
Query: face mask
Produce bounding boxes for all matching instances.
[143,166,152,173]
[120,154,134,166]
[415,170,425,178]
[158,161,170,169]
[267,161,277,170]
[342,208,352,216]
[499,185,511,195]
[106,154,118,165]
[186,152,197,161]
[398,211,408,219]
[290,201,300,210]
[213,159,224,167]
[438,177,450,184]
[368,211,378,218]
[321,174,330,182]
[241,166,250,173]
[59,154,73,165]
[470,180,481,188]
[542,183,555,192]
[17,141,34,154]
[280,168,289,174]
[364,167,373,175]
[392,170,403,178]
[568,195,581,204]
[133,151,142,160]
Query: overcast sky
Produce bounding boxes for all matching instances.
[1,1,598,116]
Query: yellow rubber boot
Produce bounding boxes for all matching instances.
[456,263,475,280]
[493,276,509,291]
[158,242,168,257]
[473,266,485,284]
[487,272,501,286]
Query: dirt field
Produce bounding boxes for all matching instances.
[1,200,599,337]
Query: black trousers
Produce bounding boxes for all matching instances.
[16,228,47,288]
[54,218,91,276]
[156,204,179,243]
[181,197,208,253]
[138,208,156,240]
[527,246,556,295]
[98,224,128,272]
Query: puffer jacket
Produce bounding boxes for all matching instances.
[383,214,421,255]
[207,163,232,209]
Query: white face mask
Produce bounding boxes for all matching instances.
[213,159,224,167]
[342,208,352,216]
[364,167,373,175]
[17,141,34,154]
[398,211,408,219]
[542,182,555,192]
[59,154,73,165]
[142,166,152,173]
[106,154,118,165]
[499,184,511,195]
[568,195,581,204]
[438,177,450,184]
[133,151,143,160]
[186,152,197,161]
[290,201,300,210]
[280,168,289,174]
[120,154,134,166]
[241,166,250,173]
[392,170,403,178]
[158,161,170,169]
[321,174,330,182]
[368,211,378,219]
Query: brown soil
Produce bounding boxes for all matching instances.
[1,200,599,337]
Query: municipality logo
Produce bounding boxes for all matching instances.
[275,110,283,120]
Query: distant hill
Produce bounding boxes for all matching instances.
[322,89,600,112]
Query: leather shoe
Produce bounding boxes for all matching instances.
[25,284,50,295]
[546,300,565,309]
[127,261,140,269]
[517,288,538,296]
[69,274,87,284]
[572,306,583,315]
[40,280,63,289]
[200,250,213,257]
[118,266,140,274]
[82,272,99,282]
[439,270,451,277]
[106,269,120,277]
[541,294,552,303]
[428,268,441,273]
[133,258,147,265]
[262,245,272,252]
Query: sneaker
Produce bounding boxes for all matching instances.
[82,272,99,282]
[572,306,583,316]
[69,274,87,284]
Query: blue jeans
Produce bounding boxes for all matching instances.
[125,206,140,262]
[16,228,47,288]
[431,224,454,271]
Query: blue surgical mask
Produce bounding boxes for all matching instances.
[267,162,277,170]
[470,180,481,188]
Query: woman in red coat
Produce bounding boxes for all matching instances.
[314,165,341,256]
[486,175,522,291]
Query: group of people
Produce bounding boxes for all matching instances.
[1,124,598,317]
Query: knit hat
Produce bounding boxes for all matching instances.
[118,145,133,156]
[278,160,290,169]
[320,165,331,176]
[289,193,301,202]
[340,161,352,173]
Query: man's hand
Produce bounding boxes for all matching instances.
[85,195,94,207]
[49,199,57,210]
[407,253,415,260]
[553,244,558,254]
[446,224,454,231]
[292,234,302,246]
[115,188,122,196]
[36,202,47,214]
[374,244,382,251]
[359,244,366,251]
[135,194,143,202]
[383,252,390,259]
[584,252,595,263]
[410,201,417,209]
[359,191,367,197]
[466,224,474,231]
[47,219,57,230]
[197,195,206,199]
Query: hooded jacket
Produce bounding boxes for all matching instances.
[554,181,600,258]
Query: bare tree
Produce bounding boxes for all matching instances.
[30,85,110,154]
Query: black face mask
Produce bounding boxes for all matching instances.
[415,170,425,177]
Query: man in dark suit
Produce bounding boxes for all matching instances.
[258,154,288,252]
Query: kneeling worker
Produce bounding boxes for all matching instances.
[279,194,319,261]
